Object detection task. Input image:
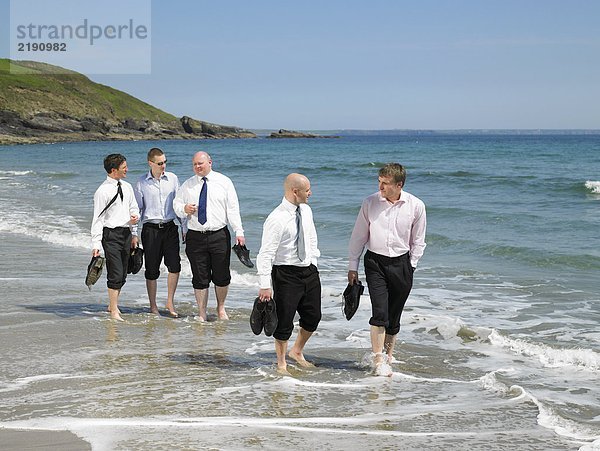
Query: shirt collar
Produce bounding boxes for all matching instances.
[196,170,212,182]
[145,170,168,181]
[281,197,298,213]
[378,191,406,205]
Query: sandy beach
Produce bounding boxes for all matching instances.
[0,429,91,451]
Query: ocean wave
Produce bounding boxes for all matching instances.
[584,181,600,194]
[4,170,35,176]
[488,330,600,373]
[410,313,492,343]
[0,203,90,249]
[478,372,600,443]
[477,243,600,271]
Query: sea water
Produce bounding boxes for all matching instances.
[0,134,599,450]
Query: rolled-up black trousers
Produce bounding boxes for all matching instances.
[102,226,132,290]
[272,264,322,341]
[364,250,413,336]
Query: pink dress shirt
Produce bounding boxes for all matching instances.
[348,190,426,270]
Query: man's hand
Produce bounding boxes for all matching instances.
[348,270,358,285]
[258,288,272,302]
[184,204,197,215]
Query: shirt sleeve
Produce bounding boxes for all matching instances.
[409,201,427,268]
[226,179,244,236]
[256,216,283,289]
[134,179,145,222]
[173,179,188,219]
[348,199,370,271]
[174,176,188,233]
[127,184,140,236]
[91,188,105,251]
[306,206,320,265]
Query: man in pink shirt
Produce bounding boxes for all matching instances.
[348,163,426,376]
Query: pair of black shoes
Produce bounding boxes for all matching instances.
[128,247,144,274]
[250,297,278,336]
[343,280,364,320]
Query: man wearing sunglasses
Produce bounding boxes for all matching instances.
[134,147,187,317]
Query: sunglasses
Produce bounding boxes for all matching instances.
[153,160,167,166]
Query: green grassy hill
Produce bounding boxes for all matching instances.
[0,59,255,144]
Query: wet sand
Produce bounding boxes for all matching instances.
[0,429,91,450]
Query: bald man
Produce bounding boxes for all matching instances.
[174,151,245,321]
[256,173,322,375]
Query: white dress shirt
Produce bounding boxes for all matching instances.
[256,197,320,289]
[91,176,139,250]
[134,171,187,231]
[173,170,244,235]
[348,190,426,270]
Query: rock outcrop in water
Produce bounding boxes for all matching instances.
[267,129,339,139]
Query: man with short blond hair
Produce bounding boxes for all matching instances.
[348,163,426,376]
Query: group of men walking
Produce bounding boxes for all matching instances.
[91,148,426,376]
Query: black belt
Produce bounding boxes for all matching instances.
[366,250,409,261]
[104,226,130,231]
[144,220,175,229]
[190,226,225,235]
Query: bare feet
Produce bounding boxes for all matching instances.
[288,349,315,368]
[196,315,206,322]
[374,361,393,377]
[110,311,124,322]
[150,308,160,315]
[166,304,178,318]
[217,308,229,320]
[277,365,292,376]
[373,354,392,377]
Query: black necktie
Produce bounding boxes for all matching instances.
[198,177,207,224]
[99,181,123,216]
[296,206,306,261]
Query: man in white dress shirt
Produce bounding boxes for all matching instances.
[91,154,140,322]
[348,163,426,376]
[173,151,245,321]
[256,173,322,375]
[134,147,186,317]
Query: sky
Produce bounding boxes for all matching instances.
[1,0,600,130]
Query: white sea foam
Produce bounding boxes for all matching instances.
[478,372,600,443]
[244,339,273,355]
[345,329,370,345]
[0,415,520,450]
[0,205,90,249]
[0,373,100,393]
[4,170,35,176]
[584,180,600,194]
[272,377,372,389]
[488,330,600,372]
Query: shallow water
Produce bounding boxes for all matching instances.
[0,134,599,450]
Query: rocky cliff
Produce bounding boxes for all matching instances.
[0,59,256,145]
